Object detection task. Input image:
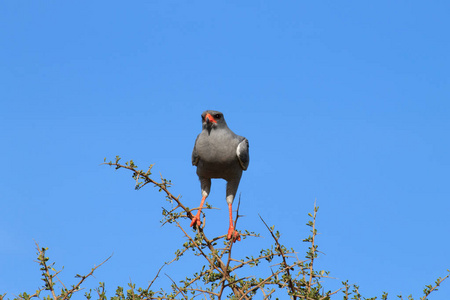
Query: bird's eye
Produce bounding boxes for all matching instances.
[215,114,221,119]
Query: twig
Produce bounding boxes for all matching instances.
[176,221,225,277]
[174,219,250,298]
[184,288,220,297]
[61,255,112,300]
[34,242,58,300]
[322,286,345,300]
[420,271,450,300]
[147,262,168,290]
[229,252,297,273]
[308,201,318,293]
[103,162,195,220]
[165,273,188,300]
[259,215,297,299]
[238,262,300,300]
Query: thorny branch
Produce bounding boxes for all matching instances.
[100,158,450,300]
[18,242,111,300]
[308,202,318,293]
[6,157,449,300]
[103,158,325,298]
[259,215,297,299]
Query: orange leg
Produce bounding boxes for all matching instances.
[226,202,241,242]
[190,195,206,228]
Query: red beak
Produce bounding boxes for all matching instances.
[205,113,217,123]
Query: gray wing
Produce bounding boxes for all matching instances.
[236,137,249,170]
[192,135,200,166]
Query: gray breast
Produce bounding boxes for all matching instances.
[195,130,242,180]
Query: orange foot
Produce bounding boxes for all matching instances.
[190,213,201,228]
[227,227,241,242]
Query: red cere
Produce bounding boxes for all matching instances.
[205,113,217,123]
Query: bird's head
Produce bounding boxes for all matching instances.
[201,110,227,131]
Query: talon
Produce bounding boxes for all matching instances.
[190,213,201,228]
[227,228,241,242]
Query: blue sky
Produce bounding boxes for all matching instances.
[1,1,449,299]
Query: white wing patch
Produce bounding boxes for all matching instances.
[236,138,249,170]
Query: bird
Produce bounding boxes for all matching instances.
[191,110,249,241]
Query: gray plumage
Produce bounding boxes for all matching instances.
[192,110,249,203]
[190,110,249,240]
